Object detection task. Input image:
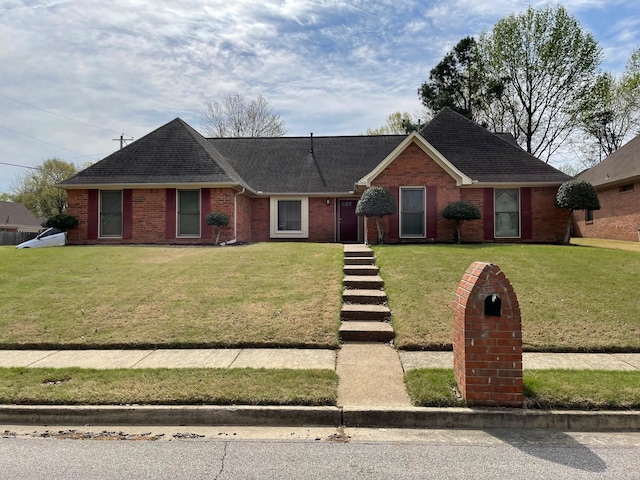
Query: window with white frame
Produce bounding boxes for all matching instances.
[100,190,122,237]
[177,189,200,237]
[400,187,425,237]
[270,197,309,238]
[494,189,520,238]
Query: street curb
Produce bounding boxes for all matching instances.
[1,405,640,431]
[0,405,342,427]
[342,407,640,431]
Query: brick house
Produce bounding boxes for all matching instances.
[574,134,640,242]
[59,108,571,245]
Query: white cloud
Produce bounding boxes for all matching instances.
[0,0,638,192]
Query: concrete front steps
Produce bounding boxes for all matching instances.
[340,245,394,343]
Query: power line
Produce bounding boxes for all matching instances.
[0,123,100,160]
[0,161,39,170]
[0,92,121,135]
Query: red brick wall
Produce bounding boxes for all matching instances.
[67,187,243,245]
[365,143,566,243]
[66,189,87,245]
[573,183,640,242]
[250,198,270,242]
[308,197,336,242]
[453,262,523,408]
[370,143,461,243]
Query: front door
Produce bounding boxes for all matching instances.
[339,200,358,243]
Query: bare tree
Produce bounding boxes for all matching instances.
[200,94,287,137]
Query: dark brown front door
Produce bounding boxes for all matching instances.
[339,200,358,242]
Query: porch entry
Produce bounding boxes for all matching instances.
[339,199,358,242]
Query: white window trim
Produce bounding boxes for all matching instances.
[270,197,309,239]
[177,189,201,238]
[399,186,426,238]
[99,189,123,239]
[494,188,521,239]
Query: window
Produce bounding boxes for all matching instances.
[400,187,425,237]
[178,189,200,237]
[585,209,594,222]
[270,197,309,238]
[100,190,122,237]
[619,184,634,193]
[494,189,520,238]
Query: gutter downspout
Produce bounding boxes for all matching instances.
[224,187,246,245]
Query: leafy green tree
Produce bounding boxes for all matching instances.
[419,36,502,122]
[11,158,77,219]
[355,186,397,244]
[575,47,640,165]
[481,6,602,162]
[200,94,287,137]
[206,211,230,245]
[555,179,600,244]
[45,213,79,231]
[442,200,481,244]
[366,112,420,135]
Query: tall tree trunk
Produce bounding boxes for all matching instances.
[563,210,574,245]
[375,217,384,244]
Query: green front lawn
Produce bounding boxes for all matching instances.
[375,244,640,351]
[0,367,338,406]
[0,243,342,349]
[405,368,640,410]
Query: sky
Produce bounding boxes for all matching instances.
[1,0,639,193]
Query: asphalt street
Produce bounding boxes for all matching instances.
[1,427,639,479]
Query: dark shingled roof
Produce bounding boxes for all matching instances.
[209,135,405,193]
[420,108,571,183]
[60,108,570,192]
[579,134,640,188]
[60,118,245,186]
[0,201,42,230]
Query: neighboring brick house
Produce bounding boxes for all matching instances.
[574,134,640,242]
[0,201,42,233]
[58,108,571,245]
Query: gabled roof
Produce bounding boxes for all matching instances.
[210,135,405,194]
[419,108,571,184]
[60,118,247,188]
[0,201,42,231]
[59,108,570,194]
[579,134,640,188]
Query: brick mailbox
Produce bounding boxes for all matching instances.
[453,262,523,407]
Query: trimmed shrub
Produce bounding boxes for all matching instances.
[206,211,230,245]
[356,187,398,244]
[442,200,481,243]
[45,213,79,231]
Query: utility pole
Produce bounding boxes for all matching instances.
[113,133,133,150]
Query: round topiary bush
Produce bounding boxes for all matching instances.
[355,186,397,244]
[206,211,230,245]
[442,200,481,243]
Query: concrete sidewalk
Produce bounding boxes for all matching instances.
[1,348,639,371]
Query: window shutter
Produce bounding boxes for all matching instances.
[200,189,211,239]
[87,190,98,240]
[388,186,399,240]
[123,189,133,240]
[521,187,532,240]
[426,186,437,239]
[165,188,176,239]
[483,188,494,241]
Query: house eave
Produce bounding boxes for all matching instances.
[58,182,254,193]
[466,181,567,188]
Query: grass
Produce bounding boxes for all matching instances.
[0,367,338,406]
[374,243,640,352]
[0,243,343,349]
[405,369,640,410]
